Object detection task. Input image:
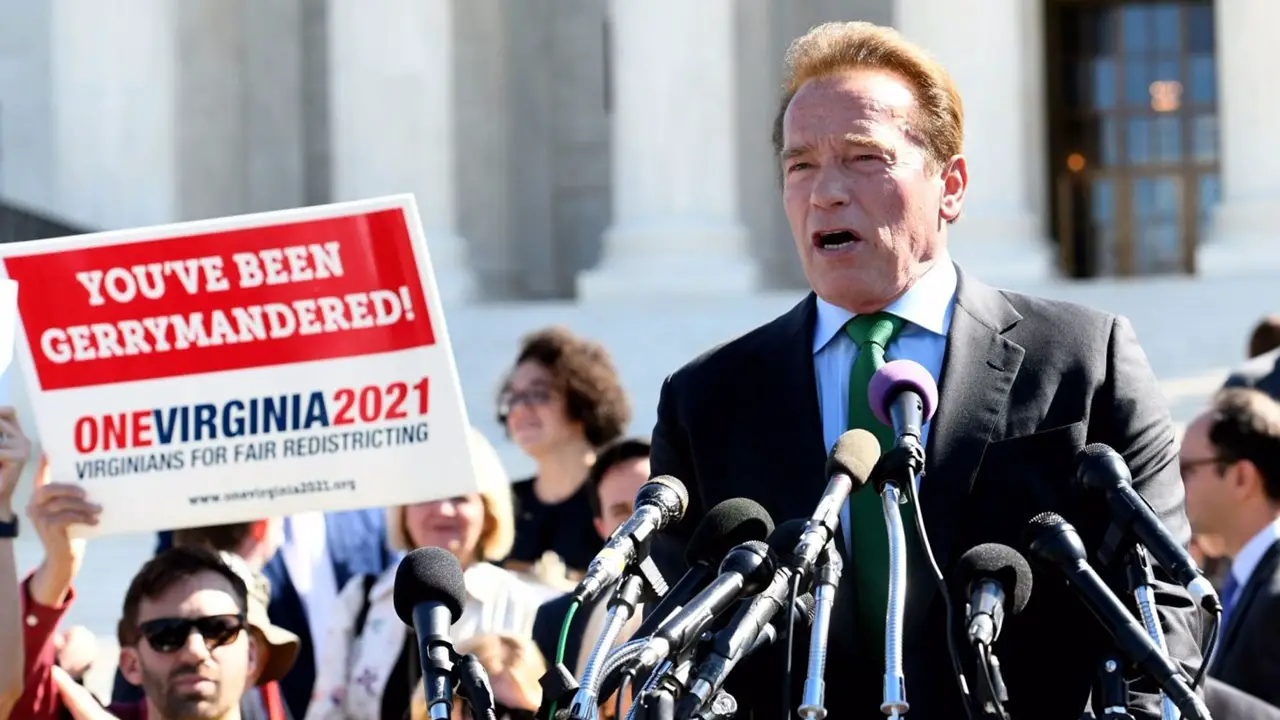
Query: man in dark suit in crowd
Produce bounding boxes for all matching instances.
[1223,314,1280,399]
[1180,388,1280,707]
[533,436,680,677]
[649,21,1202,720]
[129,509,394,718]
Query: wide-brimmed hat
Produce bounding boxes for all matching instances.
[218,552,300,685]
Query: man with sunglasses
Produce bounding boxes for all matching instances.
[15,464,264,720]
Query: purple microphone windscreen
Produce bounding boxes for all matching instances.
[392,546,467,627]
[868,358,939,427]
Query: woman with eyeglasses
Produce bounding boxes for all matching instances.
[306,428,553,720]
[497,327,632,583]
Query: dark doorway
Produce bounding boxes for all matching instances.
[1046,0,1218,277]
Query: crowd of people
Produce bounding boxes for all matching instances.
[0,325,677,720]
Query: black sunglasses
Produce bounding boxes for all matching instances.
[137,614,247,654]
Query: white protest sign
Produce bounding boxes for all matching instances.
[0,195,477,536]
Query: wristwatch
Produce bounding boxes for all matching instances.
[0,511,17,539]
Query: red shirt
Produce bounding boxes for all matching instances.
[14,575,147,719]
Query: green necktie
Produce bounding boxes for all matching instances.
[844,312,912,657]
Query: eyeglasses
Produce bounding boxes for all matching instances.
[137,614,247,654]
[498,388,554,415]
[1179,457,1225,475]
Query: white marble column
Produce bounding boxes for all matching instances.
[327,0,475,306]
[578,0,758,299]
[894,0,1055,285]
[1200,0,1280,276]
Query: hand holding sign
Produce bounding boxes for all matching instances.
[26,457,101,604]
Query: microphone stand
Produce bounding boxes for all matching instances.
[1096,654,1136,720]
[1123,545,1179,720]
[1098,526,1178,720]
[799,543,842,720]
[570,564,661,720]
[874,440,925,719]
[456,652,500,720]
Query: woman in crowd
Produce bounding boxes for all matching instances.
[306,428,552,720]
[498,327,631,581]
[411,633,545,720]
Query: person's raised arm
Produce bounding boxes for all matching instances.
[12,457,101,720]
[0,406,32,718]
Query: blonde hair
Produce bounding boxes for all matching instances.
[411,633,546,720]
[387,427,516,562]
[771,21,964,169]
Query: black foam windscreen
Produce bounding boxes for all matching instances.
[392,546,468,627]
[764,518,807,566]
[955,542,1034,614]
[685,498,775,565]
[825,428,881,488]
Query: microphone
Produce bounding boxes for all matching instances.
[632,540,777,675]
[869,358,940,447]
[793,428,880,573]
[630,498,775,642]
[393,547,469,720]
[681,519,808,715]
[1024,512,1210,720]
[573,475,690,603]
[1076,443,1222,614]
[954,543,1033,649]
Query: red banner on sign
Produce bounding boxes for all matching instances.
[5,208,436,391]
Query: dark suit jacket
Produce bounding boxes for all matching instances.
[1223,347,1280,400]
[649,267,1203,720]
[115,509,394,719]
[1209,540,1280,708]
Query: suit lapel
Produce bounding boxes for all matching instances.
[920,267,1025,572]
[1214,541,1280,671]
[749,293,829,529]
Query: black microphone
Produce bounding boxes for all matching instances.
[393,547,469,720]
[633,540,776,674]
[954,544,1033,649]
[631,498,775,641]
[1024,512,1210,720]
[681,519,809,715]
[1076,443,1222,613]
[573,475,690,603]
[793,428,880,573]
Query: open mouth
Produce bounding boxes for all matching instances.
[812,229,860,250]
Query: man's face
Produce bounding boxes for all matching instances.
[781,69,965,314]
[120,571,257,720]
[1179,415,1235,536]
[594,457,651,540]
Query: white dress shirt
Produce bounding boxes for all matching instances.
[810,254,958,553]
[281,511,341,660]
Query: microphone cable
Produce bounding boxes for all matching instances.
[973,639,1007,720]
[899,456,975,720]
[550,600,582,719]
[1192,608,1221,691]
[782,572,801,720]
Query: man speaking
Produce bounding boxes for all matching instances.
[649,21,1203,720]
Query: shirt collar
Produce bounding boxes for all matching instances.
[1231,518,1280,588]
[812,253,958,354]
